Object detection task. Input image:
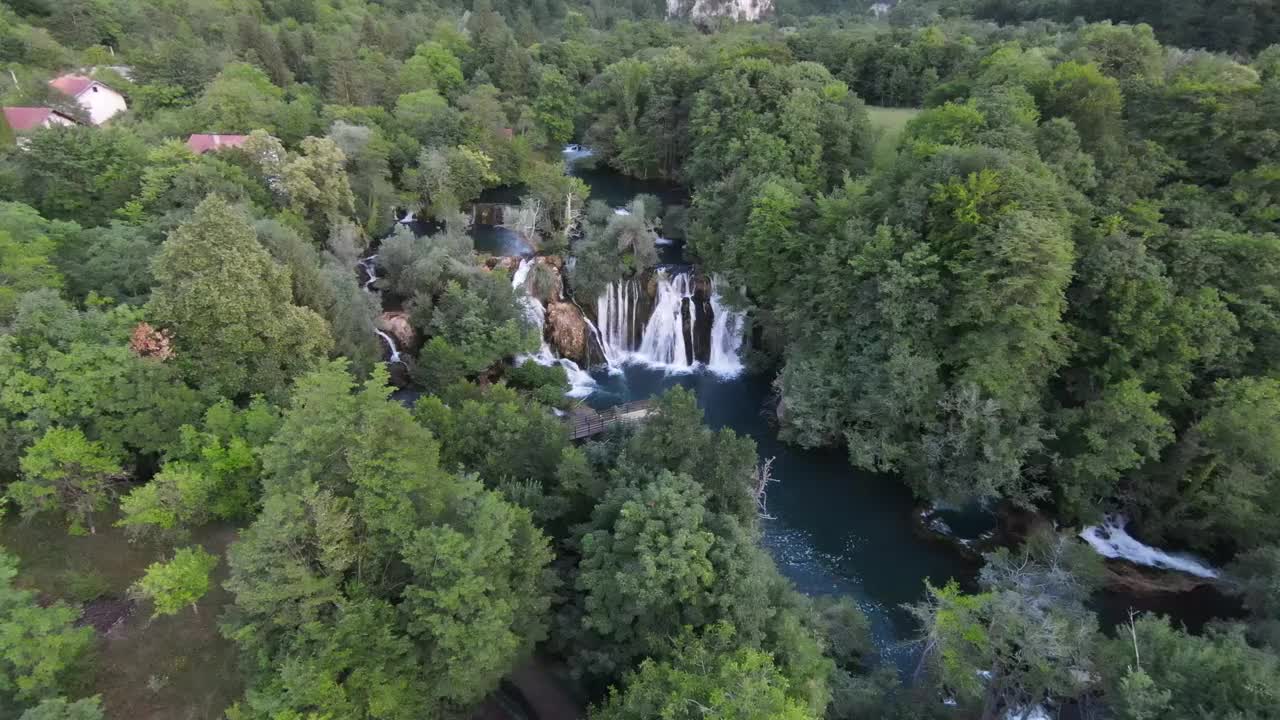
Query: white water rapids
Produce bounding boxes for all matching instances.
[358,254,402,365]
[595,269,746,377]
[512,259,598,398]
[1079,514,1219,579]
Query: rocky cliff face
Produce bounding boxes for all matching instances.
[545,301,591,365]
[667,0,772,21]
[377,311,417,352]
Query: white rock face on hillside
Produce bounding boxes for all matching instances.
[666,0,772,21]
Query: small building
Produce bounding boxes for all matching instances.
[186,133,250,154]
[2,106,78,133]
[49,74,127,125]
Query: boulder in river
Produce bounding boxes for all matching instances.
[545,301,590,365]
[376,311,417,353]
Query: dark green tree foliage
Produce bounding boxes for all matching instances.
[0,203,72,322]
[5,126,145,227]
[146,195,332,399]
[117,398,279,543]
[620,388,759,525]
[19,696,104,720]
[592,623,817,720]
[413,381,579,524]
[222,362,555,719]
[910,534,1101,719]
[0,292,204,480]
[0,549,94,716]
[1096,615,1280,719]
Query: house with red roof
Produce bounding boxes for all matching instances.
[186,134,250,154]
[49,74,126,125]
[2,106,77,133]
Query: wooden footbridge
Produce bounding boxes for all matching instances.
[566,399,653,440]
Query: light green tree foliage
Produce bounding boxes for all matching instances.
[19,696,104,720]
[0,203,70,321]
[0,550,93,714]
[574,469,718,676]
[0,292,204,479]
[132,546,219,617]
[328,121,397,236]
[9,427,122,535]
[413,381,577,523]
[194,63,288,135]
[281,136,356,240]
[532,66,576,148]
[6,126,146,226]
[520,159,590,240]
[146,195,332,398]
[222,362,555,719]
[416,274,540,386]
[622,388,759,525]
[1052,378,1173,522]
[397,42,464,97]
[686,58,872,193]
[569,199,661,299]
[1097,615,1280,719]
[910,534,1100,718]
[118,398,279,543]
[1136,378,1280,551]
[121,141,266,222]
[394,89,465,150]
[593,623,817,720]
[410,145,499,216]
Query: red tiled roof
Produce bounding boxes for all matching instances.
[186,134,250,154]
[2,107,75,132]
[49,74,99,98]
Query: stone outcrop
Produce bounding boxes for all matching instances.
[377,311,417,352]
[545,301,590,365]
[1101,560,1212,595]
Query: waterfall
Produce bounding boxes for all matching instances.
[358,254,379,291]
[1079,515,1219,579]
[356,253,402,367]
[637,271,696,370]
[595,278,638,367]
[594,269,746,376]
[512,258,597,398]
[375,330,404,364]
[707,276,746,378]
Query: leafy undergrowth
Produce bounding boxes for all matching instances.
[867,106,922,167]
[0,513,241,720]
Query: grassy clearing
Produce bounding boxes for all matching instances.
[867,106,921,168]
[0,513,242,720]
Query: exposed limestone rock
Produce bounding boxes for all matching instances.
[545,301,590,365]
[377,311,417,352]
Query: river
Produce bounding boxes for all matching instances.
[554,151,975,672]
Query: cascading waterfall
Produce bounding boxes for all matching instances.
[1080,515,1219,579]
[708,276,746,377]
[375,330,404,364]
[637,271,696,370]
[512,258,598,398]
[595,278,638,367]
[594,269,747,377]
[357,254,401,365]
[358,254,379,292]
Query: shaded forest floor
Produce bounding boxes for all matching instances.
[0,514,241,720]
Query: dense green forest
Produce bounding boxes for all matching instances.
[3,0,1280,719]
